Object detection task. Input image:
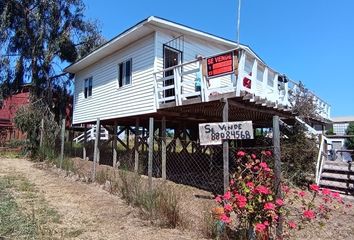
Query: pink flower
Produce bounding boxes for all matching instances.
[265,150,272,157]
[259,162,268,168]
[215,195,222,203]
[236,194,247,208]
[303,210,315,219]
[282,185,290,193]
[309,184,320,192]
[321,188,331,195]
[255,185,271,195]
[263,221,269,226]
[331,191,341,199]
[220,214,231,224]
[251,154,257,159]
[246,182,254,189]
[264,202,275,210]
[223,191,231,200]
[298,191,306,197]
[224,204,233,212]
[288,221,297,229]
[230,179,235,185]
[255,223,266,232]
[276,198,284,206]
[264,167,271,172]
[236,151,246,157]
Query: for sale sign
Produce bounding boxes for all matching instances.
[199,121,254,145]
[206,51,234,78]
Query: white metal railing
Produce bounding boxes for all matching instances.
[315,135,328,185]
[73,125,109,143]
[153,49,331,120]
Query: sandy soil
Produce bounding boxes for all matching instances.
[0,157,207,240]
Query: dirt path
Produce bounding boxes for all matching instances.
[0,157,205,240]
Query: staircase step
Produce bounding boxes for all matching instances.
[321,175,354,184]
[319,179,354,189]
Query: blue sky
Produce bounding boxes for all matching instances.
[83,0,354,117]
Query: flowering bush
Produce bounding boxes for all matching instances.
[214,151,347,239]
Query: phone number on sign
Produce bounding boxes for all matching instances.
[210,130,252,141]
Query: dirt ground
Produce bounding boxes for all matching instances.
[0,157,207,240]
[1,156,354,240]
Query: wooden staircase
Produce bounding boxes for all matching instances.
[319,160,354,195]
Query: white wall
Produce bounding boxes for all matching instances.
[154,30,234,94]
[73,34,156,124]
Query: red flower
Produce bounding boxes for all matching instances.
[288,221,297,229]
[251,154,257,159]
[259,162,268,168]
[276,198,284,206]
[236,151,246,157]
[264,202,275,210]
[321,188,331,195]
[223,191,231,200]
[255,223,266,232]
[215,195,222,203]
[309,184,320,192]
[220,213,231,224]
[265,150,272,156]
[298,191,306,197]
[263,221,269,226]
[246,182,254,189]
[331,191,341,199]
[282,185,290,193]
[303,210,315,219]
[224,204,233,212]
[255,185,271,195]
[236,194,247,208]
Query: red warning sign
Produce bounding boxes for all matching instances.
[207,52,234,78]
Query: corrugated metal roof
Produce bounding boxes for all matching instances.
[331,116,354,122]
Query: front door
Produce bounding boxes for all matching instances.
[163,46,181,98]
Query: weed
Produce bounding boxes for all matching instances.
[96,169,111,185]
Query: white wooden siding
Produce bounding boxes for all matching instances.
[155,30,234,95]
[73,34,155,124]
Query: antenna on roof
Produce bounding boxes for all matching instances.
[237,0,242,47]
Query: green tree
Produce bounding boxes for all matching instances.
[345,123,354,150]
[0,0,104,110]
[0,0,104,154]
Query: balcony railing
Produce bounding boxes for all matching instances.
[153,49,331,120]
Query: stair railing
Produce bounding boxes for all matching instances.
[315,135,328,185]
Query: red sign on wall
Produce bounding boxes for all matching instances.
[207,51,234,78]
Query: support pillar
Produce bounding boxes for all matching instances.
[222,98,229,193]
[134,118,140,173]
[161,116,166,180]
[83,124,87,160]
[92,118,100,181]
[273,115,283,237]
[113,120,118,168]
[148,117,154,190]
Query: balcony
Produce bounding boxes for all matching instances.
[153,49,330,120]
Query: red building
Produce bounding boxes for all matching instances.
[0,87,30,144]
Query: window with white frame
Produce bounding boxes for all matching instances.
[118,59,132,87]
[256,64,265,82]
[84,77,92,98]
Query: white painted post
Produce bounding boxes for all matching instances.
[148,117,154,191]
[39,118,44,148]
[236,51,245,96]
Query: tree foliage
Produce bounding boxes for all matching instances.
[345,122,354,150]
[0,0,105,107]
[0,0,104,151]
[289,82,322,122]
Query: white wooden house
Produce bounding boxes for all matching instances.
[65,16,330,125]
[65,16,331,192]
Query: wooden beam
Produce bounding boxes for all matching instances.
[161,116,166,180]
[134,118,139,173]
[113,120,118,168]
[273,115,283,237]
[92,118,100,181]
[222,98,229,193]
[148,117,154,191]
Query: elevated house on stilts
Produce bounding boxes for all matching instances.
[65,16,331,193]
